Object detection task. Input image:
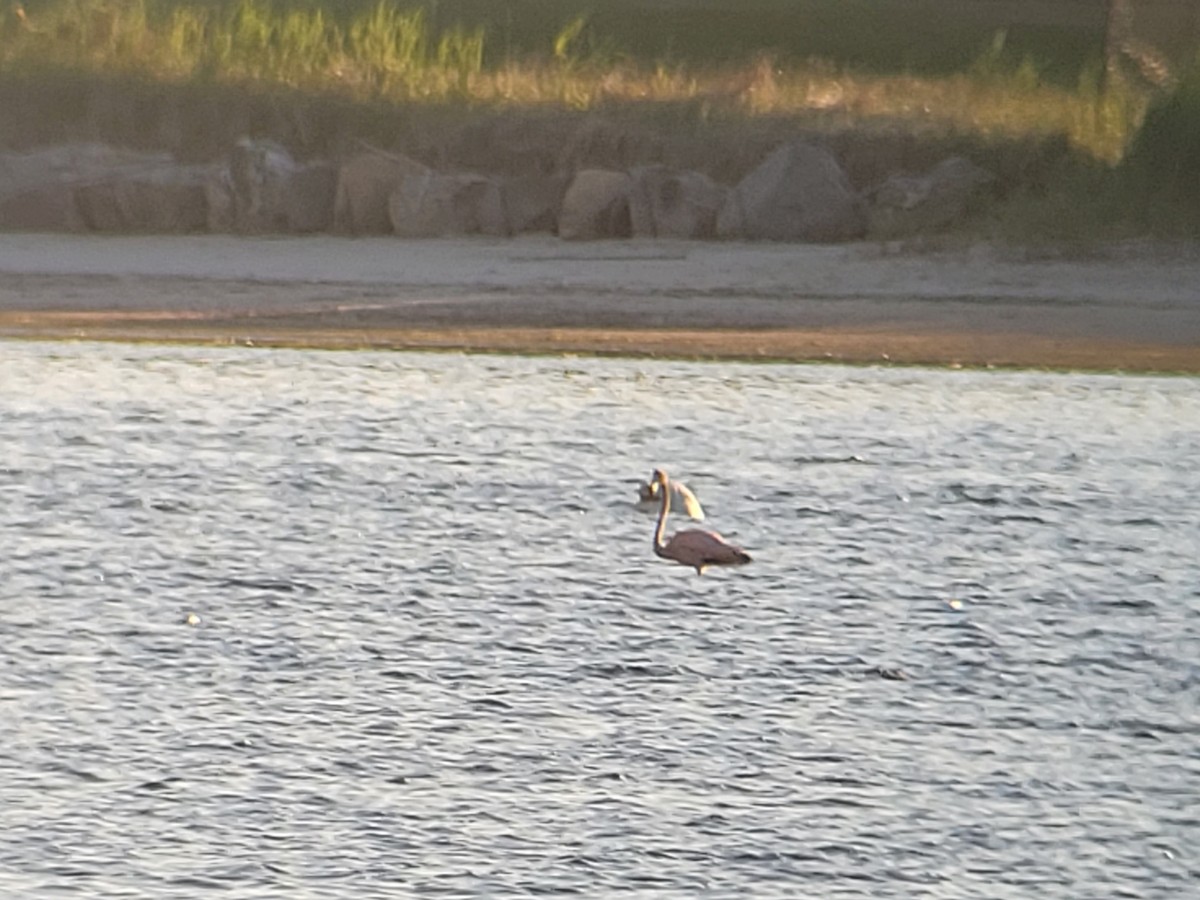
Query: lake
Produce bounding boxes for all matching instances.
[1,341,1197,898]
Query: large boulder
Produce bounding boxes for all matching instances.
[75,164,212,232]
[0,143,172,232]
[207,137,328,234]
[500,173,570,235]
[717,141,867,242]
[210,156,335,234]
[234,138,295,230]
[281,162,338,234]
[334,149,430,235]
[558,169,633,240]
[204,171,237,233]
[0,185,84,231]
[0,143,171,192]
[628,165,728,239]
[866,156,994,238]
[389,171,506,237]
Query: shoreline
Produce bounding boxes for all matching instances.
[2,234,1198,372]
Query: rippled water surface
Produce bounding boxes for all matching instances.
[2,341,1198,898]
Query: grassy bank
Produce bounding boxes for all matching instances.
[2,0,1198,238]
[1,0,1152,161]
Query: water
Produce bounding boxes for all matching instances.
[1,341,1197,898]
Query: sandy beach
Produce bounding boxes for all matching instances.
[1,233,1198,371]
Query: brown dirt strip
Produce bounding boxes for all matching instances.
[2,309,1196,373]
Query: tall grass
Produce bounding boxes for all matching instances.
[0,0,1163,162]
[3,0,486,95]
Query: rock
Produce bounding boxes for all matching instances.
[628,165,727,239]
[557,169,633,240]
[717,140,867,242]
[207,138,338,235]
[204,170,237,233]
[866,156,995,238]
[224,138,298,232]
[0,143,170,194]
[0,185,84,231]
[0,143,171,232]
[500,173,570,235]
[334,149,430,235]
[75,164,212,233]
[389,171,506,238]
[282,162,338,234]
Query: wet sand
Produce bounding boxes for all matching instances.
[2,234,1198,371]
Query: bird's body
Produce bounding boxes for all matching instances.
[650,469,751,575]
[636,476,705,520]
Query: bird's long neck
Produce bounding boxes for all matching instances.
[653,478,671,556]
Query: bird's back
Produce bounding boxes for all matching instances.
[665,528,751,566]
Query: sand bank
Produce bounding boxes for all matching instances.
[1,234,1198,371]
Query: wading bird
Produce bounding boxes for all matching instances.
[650,468,751,575]
[636,471,705,520]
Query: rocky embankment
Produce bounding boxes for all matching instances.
[0,136,994,243]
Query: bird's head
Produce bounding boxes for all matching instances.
[650,468,668,487]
